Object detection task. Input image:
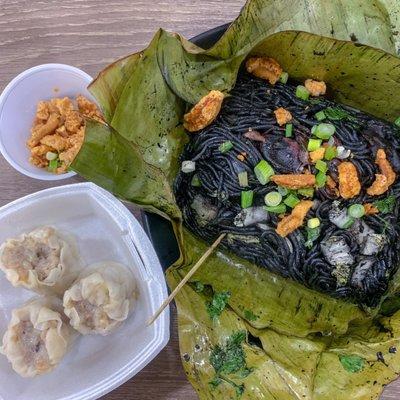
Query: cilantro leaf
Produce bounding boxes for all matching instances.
[207,291,231,320]
[210,331,247,375]
[339,354,365,373]
[244,310,258,321]
[192,281,205,292]
[373,195,396,214]
[324,107,357,122]
[209,376,222,389]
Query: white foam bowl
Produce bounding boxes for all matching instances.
[0,64,95,180]
[0,183,170,400]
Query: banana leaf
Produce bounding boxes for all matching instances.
[71,0,400,398]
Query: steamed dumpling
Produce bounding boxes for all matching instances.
[0,226,81,295]
[0,297,76,378]
[63,262,136,336]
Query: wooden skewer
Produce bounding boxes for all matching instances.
[147,232,226,326]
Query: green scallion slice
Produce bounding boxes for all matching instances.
[284,194,300,208]
[265,204,287,214]
[348,204,365,219]
[191,174,201,187]
[307,217,320,229]
[254,160,274,185]
[313,123,336,139]
[285,123,293,137]
[238,171,249,187]
[395,116,400,127]
[315,111,326,121]
[279,72,289,84]
[264,191,282,207]
[298,188,314,198]
[307,138,322,152]
[316,171,327,187]
[324,146,337,160]
[45,151,58,161]
[219,140,233,153]
[296,85,310,101]
[241,190,254,208]
[315,160,328,173]
[342,216,355,229]
[277,186,288,196]
[48,159,58,172]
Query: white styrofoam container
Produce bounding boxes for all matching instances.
[0,64,94,180]
[0,182,170,400]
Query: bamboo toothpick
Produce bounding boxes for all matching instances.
[147,232,226,326]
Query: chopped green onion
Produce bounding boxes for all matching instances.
[313,123,336,139]
[219,140,233,153]
[241,190,254,208]
[238,171,249,187]
[264,191,282,207]
[307,218,320,229]
[254,160,274,185]
[316,171,327,187]
[315,160,328,173]
[284,194,300,208]
[191,174,201,187]
[279,72,289,84]
[298,188,314,198]
[285,123,293,137]
[45,151,58,161]
[296,85,310,101]
[348,204,365,219]
[305,226,321,248]
[315,111,326,121]
[342,216,355,229]
[324,146,337,160]
[181,160,196,173]
[277,186,288,196]
[265,204,287,214]
[307,138,322,152]
[394,116,400,127]
[48,159,58,172]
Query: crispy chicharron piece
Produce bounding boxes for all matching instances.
[338,161,361,199]
[304,79,326,97]
[183,90,224,132]
[274,107,292,126]
[270,174,316,189]
[28,113,60,147]
[276,200,313,237]
[363,203,379,215]
[245,56,283,85]
[309,147,325,163]
[367,149,396,196]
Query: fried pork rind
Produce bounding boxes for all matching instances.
[338,161,361,199]
[27,96,103,173]
[271,174,316,189]
[0,297,75,378]
[63,262,136,336]
[367,148,396,196]
[183,90,224,132]
[309,147,325,163]
[326,175,339,197]
[245,56,283,85]
[274,107,292,126]
[364,203,379,215]
[276,200,313,237]
[304,79,327,96]
[0,226,81,296]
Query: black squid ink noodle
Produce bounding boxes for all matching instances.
[175,71,400,307]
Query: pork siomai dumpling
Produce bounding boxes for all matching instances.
[63,262,136,336]
[0,226,81,296]
[0,297,76,378]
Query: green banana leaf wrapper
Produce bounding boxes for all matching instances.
[72,0,400,398]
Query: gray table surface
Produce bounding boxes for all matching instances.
[0,1,398,399]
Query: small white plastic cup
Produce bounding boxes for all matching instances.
[0,64,94,180]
